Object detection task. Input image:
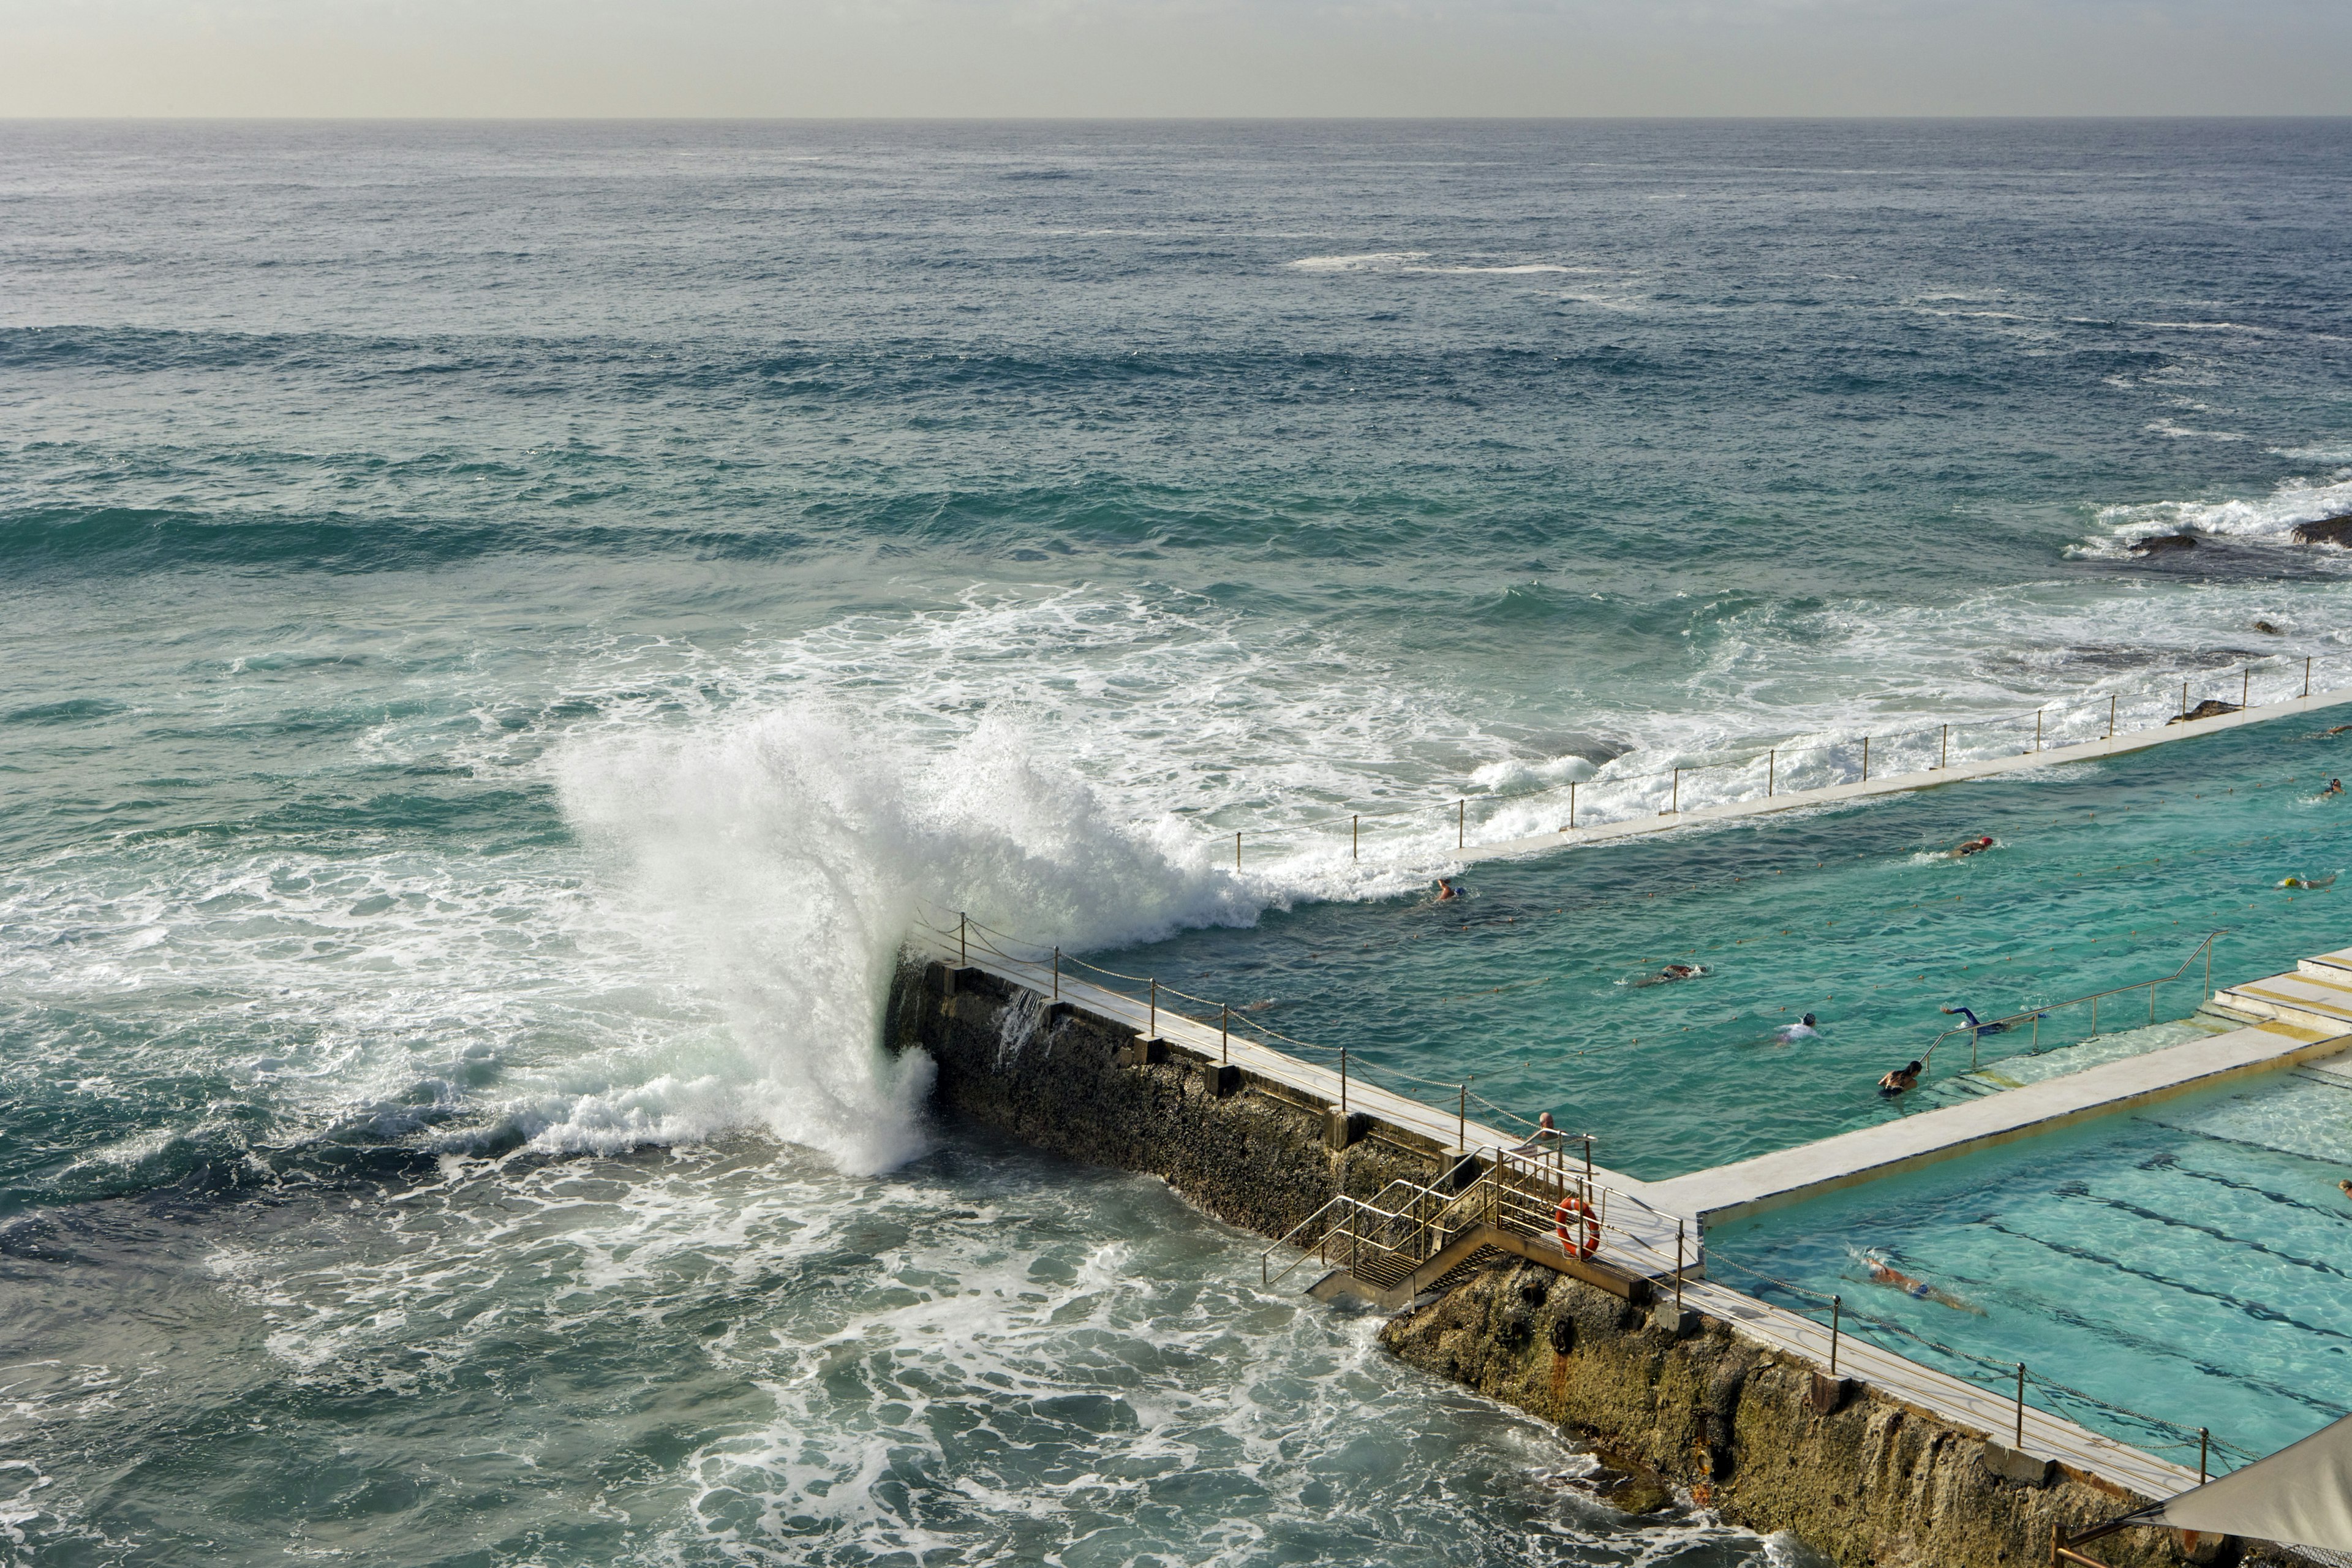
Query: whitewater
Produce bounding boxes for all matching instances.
[2,118,2348,1564]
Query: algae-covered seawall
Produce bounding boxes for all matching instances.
[888,954,2237,1568]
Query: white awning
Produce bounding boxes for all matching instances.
[2156,1414,2352,1553]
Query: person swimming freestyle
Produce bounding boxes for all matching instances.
[1864,1255,1981,1314]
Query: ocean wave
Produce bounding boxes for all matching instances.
[2073,470,2352,558]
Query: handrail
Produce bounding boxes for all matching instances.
[1920,930,2226,1075]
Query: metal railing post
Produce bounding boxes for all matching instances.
[1053,947,1060,1001]
[1149,978,1158,1038]
[1940,725,1948,770]
[2199,1428,2210,1485]
[2108,695,2116,740]
[959,912,968,966]
[1235,830,1241,870]
[2242,668,2250,709]
[1862,737,1870,782]
[1458,799,1464,848]
[1830,1294,1841,1376]
[2306,657,2313,698]
[1221,1002,1231,1065]
[1352,814,1359,861]
[2180,679,2188,720]
[1340,1046,1348,1115]
[1671,767,1681,813]
[2034,710,2041,752]
[1676,1220,1686,1311]
[1768,748,1776,796]
[1568,782,1577,829]
[2015,1363,2027,1448]
[1458,1084,1467,1150]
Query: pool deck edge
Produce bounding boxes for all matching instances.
[1648,996,2352,1228]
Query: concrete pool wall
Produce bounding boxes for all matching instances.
[886,951,2271,1568]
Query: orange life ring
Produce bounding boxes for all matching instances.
[1554,1194,1600,1259]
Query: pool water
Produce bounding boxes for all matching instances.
[1086,715,2352,1180]
[1703,1068,2352,1466]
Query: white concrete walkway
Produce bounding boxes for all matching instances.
[1458,681,2352,865]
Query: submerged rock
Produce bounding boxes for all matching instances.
[2290,514,2352,546]
[2253,620,2282,635]
[2128,532,2197,556]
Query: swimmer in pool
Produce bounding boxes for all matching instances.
[1947,835,1996,859]
[1864,1255,1983,1314]
[2339,1178,2352,1202]
[1633,963,1706,987]
[2281,874,2339,891]
[1434,878,1461,902]
[1780,1012,1821,1042]
[1940,1005,2008,1038]
[2324,778,2344,797]
[1878,1060,1922,1095]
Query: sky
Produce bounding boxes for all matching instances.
[0,0,2348,118]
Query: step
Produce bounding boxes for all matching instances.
[2299,946,2352,981]
[2214,972,2352,1036]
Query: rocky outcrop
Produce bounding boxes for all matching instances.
[2129,533,2198,556]
[1383,1262,2232,1568]
[2290,516,2352,546]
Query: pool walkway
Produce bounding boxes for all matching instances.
[1457,679,2352,865]
[1643,947,2352,1226]
[912,922,2352,1500]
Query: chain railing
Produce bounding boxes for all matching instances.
[1201,650,2342,867]
[1921,930,2228,1075]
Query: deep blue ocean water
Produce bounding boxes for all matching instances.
[3,119,2350,1564]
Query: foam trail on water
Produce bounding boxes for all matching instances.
[553,706,1269,1173]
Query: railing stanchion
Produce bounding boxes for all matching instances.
[2199,1427,2210,1485]
[959,911,968,967]
[2242,668,2250,709]
[2015,1363,2027,1449]
[1568,782,1577,830]
[2108,694,2116,741]
[2034,709,2041,752]
[1862,736,1870,782]
[1676,1220,1686,1311]
[2180,679,2188,721]
[1352,814,1359,861]
[1222,1002,1231,1065]
[1458,799,1464,849]
[1340,1046,1348,1116]
[1671,767,1681,814]
[1768,748,1776,796]
[1053,947,1060,1001]
[1940,725,1948,770]
[1150,978,1158,1038]
[1458,1084,1467,1151]
[1830,1294,1841,1376]
[1235,830,1242,870]
[2306,657,2313,699]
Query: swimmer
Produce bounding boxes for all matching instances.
[1878,1060,1923,1094]
[2339,1178,2352,1202]
[1632,962,1706,988]
[1780,1012,1821,1042]
[2326,778,2344,797]
[1948,835,1996,859]
[1864,1255,1983,1314]
[1434,878,1461,902]
[2281,874,2339,891]
[1939,1005,2007,1038]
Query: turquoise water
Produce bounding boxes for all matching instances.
[1705,1069,2352,1464]
[1091,715,2352,1179]
[6,119,2352,1559]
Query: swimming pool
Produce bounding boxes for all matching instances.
[1702,1066,2352,1466]
[1085,715,2352,1180]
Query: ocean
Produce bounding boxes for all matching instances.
[2,118,2348,1564]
